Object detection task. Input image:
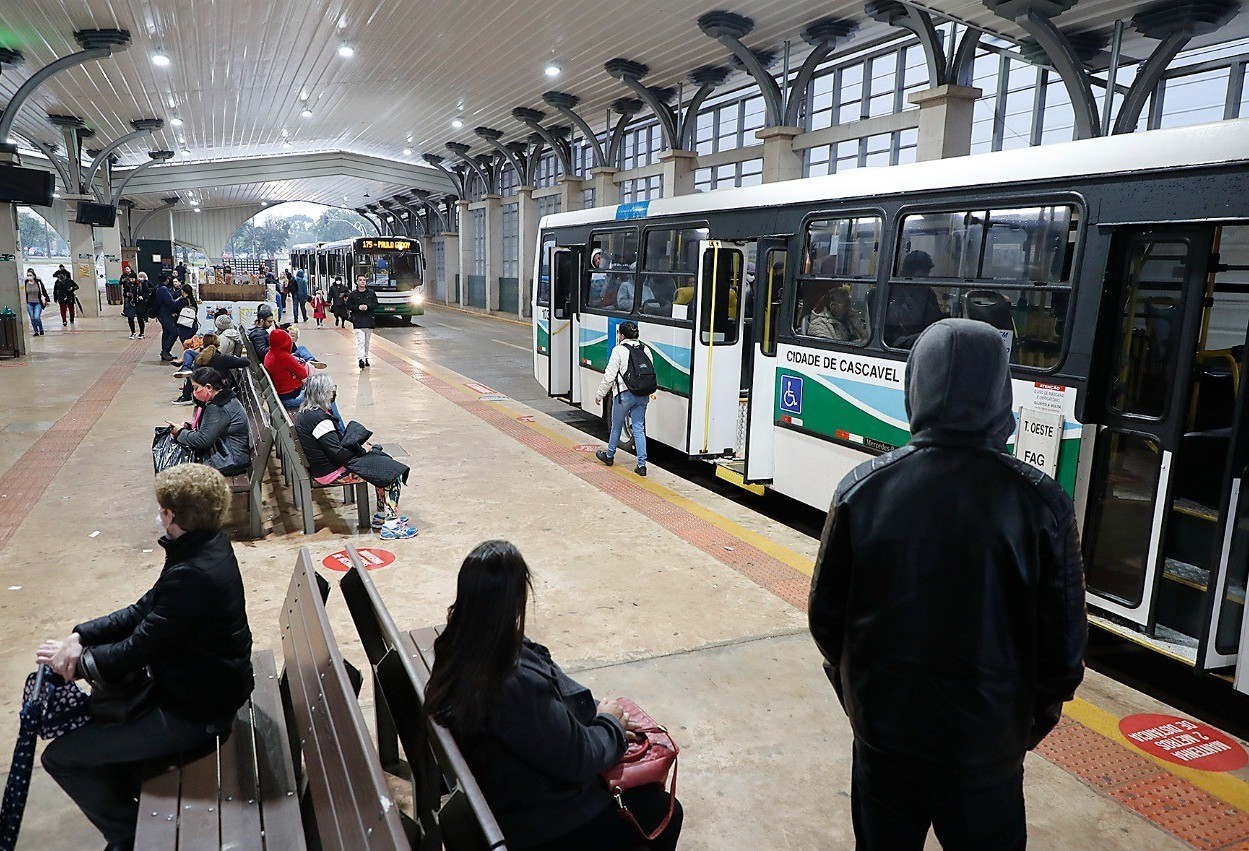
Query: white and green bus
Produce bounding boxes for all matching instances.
[290,236,425,322]
[533,118,1249,687]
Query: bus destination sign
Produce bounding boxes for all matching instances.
[360,238,412,250]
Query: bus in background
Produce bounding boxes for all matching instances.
[290,236,425,323]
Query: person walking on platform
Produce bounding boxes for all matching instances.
[329,276,348,327]
[122,271,149,339]
[594,321,653,477]
[808,319,1087,851]
[53,270,80,327]
[36,463,253,851]
[23,268,50,337]
[348,274,378,369]
[294,268,310,323]
[153,274,180,362]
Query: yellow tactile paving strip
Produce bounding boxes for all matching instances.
[362,329,1249,850]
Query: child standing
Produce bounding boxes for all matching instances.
[312,288,328,327]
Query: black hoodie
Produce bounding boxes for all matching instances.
[809,319,1087,778]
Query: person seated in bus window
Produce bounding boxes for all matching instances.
[640,277,676,316]
[586,248,609,307]
[615,276,654,313]
[807,286,868,343]
[884,250,945,348]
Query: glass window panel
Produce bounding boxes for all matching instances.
[795,279,873,345]
[645,227,709,273]
[760,248,787,356]
[903,46,928,90]
[1085,433,1164,606]
[1240,66,1249,117]
[897,211,982,279]
[583,230,639,311]
[803,216,881,278]
[699,245,743,345]
[537,234,554,306]
[971,98,996,154]
[982,206,1075,283]
[1160,68,1232,128]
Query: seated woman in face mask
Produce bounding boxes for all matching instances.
[167,367,252,477]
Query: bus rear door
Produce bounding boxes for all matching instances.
[548,246,580,399]
[688,240,747,457]
[744,239,788,482]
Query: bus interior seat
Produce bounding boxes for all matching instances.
[964,290,1015,333]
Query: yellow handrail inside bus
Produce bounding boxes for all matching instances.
[703,242,721,454]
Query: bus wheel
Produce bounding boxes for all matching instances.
[602,394,635,453]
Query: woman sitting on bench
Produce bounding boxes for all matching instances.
[167,367,252,477]
[425,540,683,851]
[36,463,254,851]
[294,374,416,539]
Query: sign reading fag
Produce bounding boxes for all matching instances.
[1014,407,1063,479]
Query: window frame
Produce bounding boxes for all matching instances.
[791,208,887,349]
[637,221,712,328]
[580,226,641,318]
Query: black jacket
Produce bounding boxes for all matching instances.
[465,640,626,848]
[175,388,251,474]
[809,319,1086,779]
[246,324,270,359]
[52,277,79,305]
[74,529,254,723]
[203,350,251,389]
[346,288,378,328]
[295,407,360,478]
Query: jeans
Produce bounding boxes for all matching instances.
[26,301,44,333]
[293,344,317,362]
[606,390,649,466]
[176,319,198,344]
[850,741,1026,851]
[159,317,178,359]
[42,706,229,846]
[354,327,373,361]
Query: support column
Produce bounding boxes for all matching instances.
[68,205,100,318]
[440,233,460,305]
[456,200,472,307]
[589,167,619,208]
[517,186,538,319]
[908,84,983,161]
[99,223,123,315]
[0,199,25,356]
[555,177,584,213]
[482,194,503,312]
[658,150,697,198]
[756,126,805,183]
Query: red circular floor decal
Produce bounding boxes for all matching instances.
[321,548,395,573]
[1119,713,1247,771]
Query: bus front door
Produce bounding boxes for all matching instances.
[1083,227,1213,629]
[548,247,580,400]
[688,240,747,457]
[744,239,788,482]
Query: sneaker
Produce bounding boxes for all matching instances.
[595,449,614,466]
[371,512,410,530]
[364,359,370,367]
[379,520,418,540]
[635,465,647,477]
[311,360,328,369]
[359,359,366,369]
[128,333,137,340]
[172,398,194,406]
[173,370,192,378]
[63,321,67,327]
[138,333,145,339]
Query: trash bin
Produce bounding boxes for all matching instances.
[0,308,20,359]
[105,283,123,305]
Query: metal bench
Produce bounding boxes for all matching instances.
[339,548,508,850]
[279,547,408,849]
[135,649,304,850]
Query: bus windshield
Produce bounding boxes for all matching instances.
[354,251,420,291]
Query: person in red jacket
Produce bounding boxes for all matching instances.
[263,327,310,411]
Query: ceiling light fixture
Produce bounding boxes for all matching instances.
[544,62,561,77]
[299,89,309,102]
[403,146,412,155]
[283,141,292,149]
[337,43,354,58]
[451,118,464,128]
[193,207,201,212]
[152,50,170,67]
[169,116,184,127]
[300,108,313,118]
[281,128,288,137]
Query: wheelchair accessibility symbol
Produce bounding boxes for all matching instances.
[780,375,804,416]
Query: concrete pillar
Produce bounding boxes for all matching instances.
[440,233,460,305]
[456,200,472,307]
[589,167,620,208]
[756,126,805,183]
[482,195,503,311]
[908,84,983,161]
[516,187,538,319]
[69,214,100,318]
[659,149,698,198]
[100,224,123,312]
[0,200,25,356]
[555,177,584,214]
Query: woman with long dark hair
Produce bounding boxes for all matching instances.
[425,541,682,851]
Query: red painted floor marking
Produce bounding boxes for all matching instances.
[1120,714,1249,772]
[321,547,395,573]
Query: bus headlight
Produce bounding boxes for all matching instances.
[409,292,424,305]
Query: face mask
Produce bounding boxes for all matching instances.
[156,511,166,530]
[192,386,213,403]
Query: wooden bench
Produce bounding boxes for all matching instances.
[339,548,508,850]
[242,332,370,535]
[279,547,408,849]
[135,649,305,850]
[230,369,274,538]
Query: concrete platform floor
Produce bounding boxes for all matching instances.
[0,308,1246,849]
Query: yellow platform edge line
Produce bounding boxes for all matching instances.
[1064,696,1249,813]
[370,335,817,579]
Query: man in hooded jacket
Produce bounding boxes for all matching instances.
[809,319,1086,850]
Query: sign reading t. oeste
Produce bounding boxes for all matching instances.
[321,547,395,573]
[1119,713,1247,771]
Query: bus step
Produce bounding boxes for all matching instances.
[1157,557,1210,639]
[714,461,766,496]
[1088,612,1198,666]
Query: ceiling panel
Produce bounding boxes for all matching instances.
[3,0,1246,208]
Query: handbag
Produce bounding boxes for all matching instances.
[177,306,197,328]
[600,698,679,841]
[152,426,200,474]
[21,666,90,740]
[80,652,156,726]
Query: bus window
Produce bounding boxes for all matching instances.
[794,216,879,346]
[537,234,555,307]
[700,244,743,345]
[760,248,786,356]
[644,226,708,322]
[583,230,638,312]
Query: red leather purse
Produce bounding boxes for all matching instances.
[601,698,679,841]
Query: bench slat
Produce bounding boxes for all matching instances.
[219,675,262,850]
[175,745,222,848]
[249,650,306,850]
[134,762,181,850]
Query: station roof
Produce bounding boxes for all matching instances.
[2,0,1246,213]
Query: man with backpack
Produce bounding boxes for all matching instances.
[594,321,656,476]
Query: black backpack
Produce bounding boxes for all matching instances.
[144,284,160,319]
[621,341,657,396]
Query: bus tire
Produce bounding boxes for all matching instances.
[602,394,635,453]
